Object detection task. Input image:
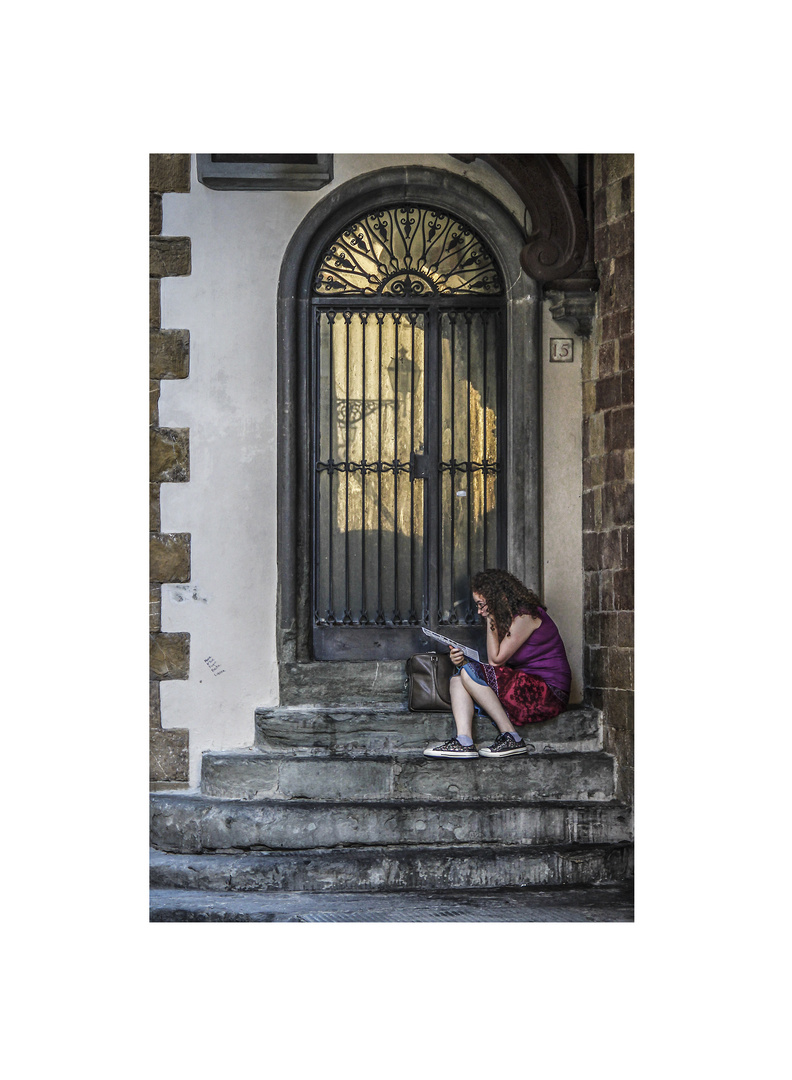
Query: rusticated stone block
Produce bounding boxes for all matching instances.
[150,193,162,235]
[596,371,621,410]
[150,727,190,784]
[150,632,190,680]
[150,532,191,583]
[617,611,634,648]
[583,532,599,572]
[583,489,601,531]
[583,379,596,416]
[584,412,605,458]
[150,330,190,380]
[603,480,634,529]
[149,380,159,427]
[614,251,634,299]
[599,611,619,647]
[608,647,633,691]
[150,584,161,632]
[598,529,622,570]
[605,406,634,452]
[150,484,161,532]
[598,339,616,380]
[150,237,191,278]
[613,567,634,610]
[149,154,191,194]
[620,369,634,405]
[621,175,633,215]
[150,681,161,729]
[600,570,615,611]
[584,571,599,613]
[150,278,160,328]
[583,454,605,489]
[584,611,600,646]
[604,154,634,186]
[605,449,625,483]
[150,427,189,483]
[607,214,634,256]
[620,334,634,371]
[622,526,634,567]
[586,645,607,688]
[624,448,634,482]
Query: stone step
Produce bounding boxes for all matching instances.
[150,793,632,854]
[255,704,601,754]
[150,842,633,892]
[201,748,616,802]
[279,661,407,706]
[149,885,634,922]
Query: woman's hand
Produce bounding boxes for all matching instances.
[449,647,465,667]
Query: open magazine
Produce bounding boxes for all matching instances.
[421,626,481,663]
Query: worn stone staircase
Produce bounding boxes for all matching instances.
[150,662,633,914]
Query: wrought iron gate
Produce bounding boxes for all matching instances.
[311,206,504,660]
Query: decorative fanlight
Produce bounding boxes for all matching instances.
[314,206,502,296]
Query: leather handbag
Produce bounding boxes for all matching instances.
[405,651,455,711]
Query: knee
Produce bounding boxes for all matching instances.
[459,666,474,689]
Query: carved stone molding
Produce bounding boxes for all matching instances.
[546,289,597,338]
[454,153,591,284]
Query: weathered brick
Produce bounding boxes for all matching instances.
[593,224,610,266]
[583,531,600,571]
[605,449,625,483]
[624,448,634,481]
[602,687,634,732]
[607,213,634,256]
[617,611,634,648]
[150,428,189,483]
[618,309,634,338]
[614,251,634,301]
[150,236,191,278]
[149,153,191,194]
[150,532,191,583]
[584,412,605,457]
[593,186,607,229]
[150,584,161,632]
[601,311,619,342]
[582,337,598,382]
[150,278,160,329]
[620,334,634,371]
[620,175,633,215]
[587,645,607,688]
[608,647,633,690]
[584,571,599,613]
[598,529,622,570]
[596,371,621,410]
[599,611,619,647]
[150,380,159,427]
[150,631,190,680]
[150,329,190,380]
[150,484,161,532]
[621,526,634,567]
[613,567,634,610]
[150,680,161,729]
[604,154,634,186]
[583,454,606,489]
[605,406,634,452]
[150,727,190,783]
[620,369,634,405]
[582,379,597,416]
[150,193,162,235]
[603,480,634,528]
[600,570,615,611]
[584,611,600,646]
[606,181,624,225]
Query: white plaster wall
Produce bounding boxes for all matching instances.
[541,306,585,703]
[158,154,583,786]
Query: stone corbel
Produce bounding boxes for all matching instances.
[546,289,598,338]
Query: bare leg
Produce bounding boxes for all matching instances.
[449,675,475,739]
[459,668,518,736]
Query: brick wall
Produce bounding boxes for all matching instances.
[149,154,192,788]
[582,154,634,803]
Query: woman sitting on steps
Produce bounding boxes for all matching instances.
[424,568,572,760]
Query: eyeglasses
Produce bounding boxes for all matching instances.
[475,600,488,611]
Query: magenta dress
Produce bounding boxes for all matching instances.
[464,607,571,726]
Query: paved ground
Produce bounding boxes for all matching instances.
[150,885,634,922]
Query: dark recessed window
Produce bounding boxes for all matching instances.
[197,154,333,191]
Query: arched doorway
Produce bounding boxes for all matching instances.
[278,166,540,666]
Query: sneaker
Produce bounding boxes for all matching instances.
[478,732,530,757]
[423,737,479,759]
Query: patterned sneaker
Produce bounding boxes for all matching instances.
[478,732,530,757]
[423,737,480,759]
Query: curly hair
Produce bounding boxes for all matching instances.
[470,568,544,643]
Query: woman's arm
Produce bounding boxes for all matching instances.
[486,612,542,665]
